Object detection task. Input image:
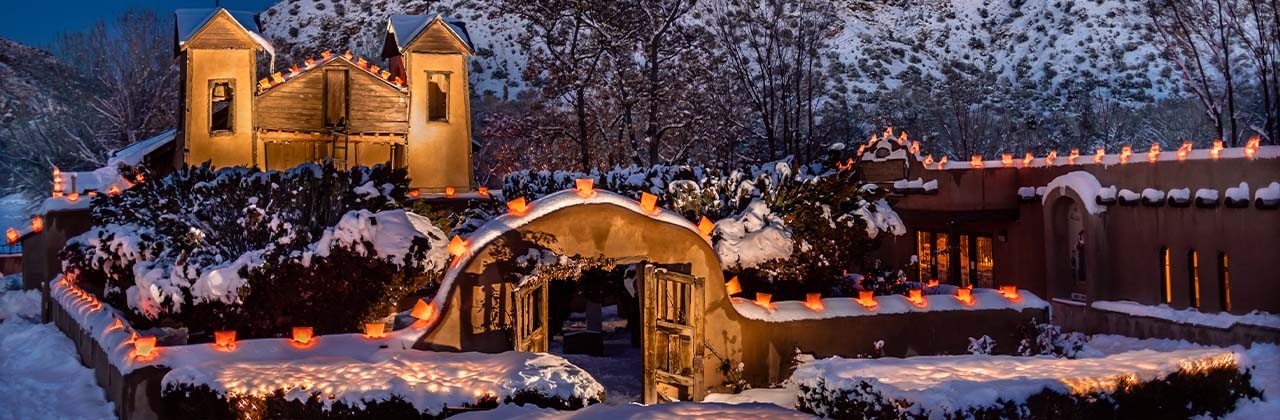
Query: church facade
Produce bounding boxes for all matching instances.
[173,8,474,192]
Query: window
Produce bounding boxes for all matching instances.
[1160,247,1172,304]
[210,80,234,134]
[1217,253,1231,312]
[916,231,933,282]
[1188,250,1200,308]
[934,233,950,283]
[975,236,994,289]
[426,71,449,122]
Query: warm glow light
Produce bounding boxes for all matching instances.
[364,322,386,339]
[6,228,19,245]
[411,299,435,321]
[1022,152,1034,167]
[1245,137,1261,159]
[343,50,354,60]
[926,279,939,288]
[754,292,773,310]
[1120,146,1132,164]
[292,327,314,345]
[1177,142,1192,161]
[907,289,925,307]
[271,72,284,84]
[214,330,237,350]
[445,186,456,198]
[507,197,529,215]
[804,293,825,312]
[447,236,467,257]
[135,173,145,183]
[321,50,332,60]
[883,126,894,140]
[938,156,949,169]
[107,317,124,332]
[1210,140,1224,160]
[575,178,595,197]
[910,141,921,155]
[956,287,974,305]
[66,192,80,202]
[857,290,877,309]
[639,193,659,214]
[133,336,157,358]
[923,155,935,169]
[52,167,63,198]
[408,188,421,198]
[1045,150,1058,167]
[970,155,984,168]
[1068,149,1080,165]
[1094,147,1106,164]
[857,144,866,156]
[725,276,742,296]
[478,186,490,197]
[1147,144,1161,163]
[698,216,715,238]
[897,132,908,146]
[999,285,1021,301]
[1001,153,1014,167]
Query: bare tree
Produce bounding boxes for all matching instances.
[1149,0,1244,145]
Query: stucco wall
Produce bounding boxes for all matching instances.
[1052,300,1280,347]
[181,48,258,168]
[404,52,472,191]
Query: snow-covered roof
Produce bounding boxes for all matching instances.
[732,286,1048,322]
[41,129,176,214]
[388,15,475,54]
[108,129,176,167]
[175,8,274,55]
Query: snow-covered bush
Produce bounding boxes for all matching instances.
[967,335,997,355]
[1017,319,1089,359]
[61,162,449,339]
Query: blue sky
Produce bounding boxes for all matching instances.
[0,0,278,48]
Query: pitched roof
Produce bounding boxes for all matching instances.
[387,15,475,54]
[257,52,409,94]
[174,8,274,55]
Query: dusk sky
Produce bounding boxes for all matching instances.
[0,0,278,48]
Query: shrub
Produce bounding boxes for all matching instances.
[61,162,447,339]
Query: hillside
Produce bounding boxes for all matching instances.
[0,36,96,130]
[256,0,1176,107]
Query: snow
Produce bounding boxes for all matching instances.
[1195,188,1219,201]
[1118,188,1141,202]
[1042,171,1106,214]
[0,289,40,322]
[175,8,274,56]
[791,348,1237,417]
[1141,188,1166,203]
[0,193,32,244]
[714,200,793,269]
[1227,182,1251,202]
[50,277,147,374]
[853,199,907,238]
[732,288,1048,322]
[1169,187,1191,201]
[1257,182,1280,203]
[162,350,604,416]
[1223,344,1280,419]
[0,319,116,420]
[1098,185,1117,201]
[1091,300,1280,330]
[107,129,176,167]
[1017,187,1037,199]
[313,209,448,268]
[451,401,815,419]
[705,386,798,409]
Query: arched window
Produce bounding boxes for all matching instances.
[1159,247,1172,304]
[1218,253,1231,312]
[1188,250,1200,308]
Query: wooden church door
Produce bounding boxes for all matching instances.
[640,264,705,403]
[511,278,548,352]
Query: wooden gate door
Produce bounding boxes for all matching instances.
[511,279,548,352]
[641,264,705,403]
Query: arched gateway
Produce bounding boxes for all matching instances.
[409,190,743,403]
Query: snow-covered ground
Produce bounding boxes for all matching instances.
[0,288,115,420]
[550,305,643,405]
[0,289,39,322]
[452,400,816,419]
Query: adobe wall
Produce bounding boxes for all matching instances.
[47,293,168,420]
[735,306,1050,386]
[24,208,91,292]
[1052,300,1280,347]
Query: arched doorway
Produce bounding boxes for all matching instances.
[410,192,738,403]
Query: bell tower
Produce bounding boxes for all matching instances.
[174,8,270,169]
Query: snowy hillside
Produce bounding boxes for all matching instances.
[257,0,525,98]
[257,0,1173,105]
[0,36,96,129]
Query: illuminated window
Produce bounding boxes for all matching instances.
[210,80,234,134]
[1188,250,1200,308]
[1217,252,1231,312]
[975,236,994,289]
[426,71,449,122]
[935,233,950,283]
[1160,247,1171,304]
[916,231,932,282]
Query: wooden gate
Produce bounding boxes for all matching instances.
[641,264,705,403]
[511,279,548,352]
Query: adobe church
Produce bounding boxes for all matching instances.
[173,8,474,192]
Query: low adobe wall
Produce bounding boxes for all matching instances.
[46,293,168,420]
[735,306,1050,386]
[1052,300,1280,347]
